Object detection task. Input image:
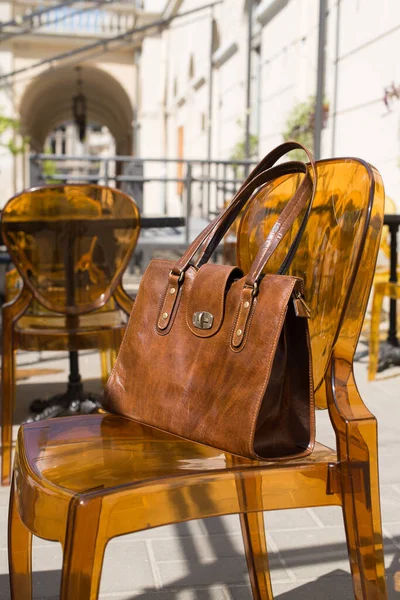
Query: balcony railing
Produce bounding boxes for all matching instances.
[13,0,144,37]
[29,153,259,243]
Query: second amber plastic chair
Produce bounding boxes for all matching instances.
[3,267,117,387]
[9,159,387,599]
[368,281,400,380]
[367,197,399,380]
[0,184,140,485]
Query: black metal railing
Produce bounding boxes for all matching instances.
[29,154,258,243]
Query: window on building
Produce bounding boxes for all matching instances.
[188,54,195,80]
[173,77,178,98]
[244,0,262,12]
[177,126,184,195]
[60,125,66,155]
[212,19,220,54]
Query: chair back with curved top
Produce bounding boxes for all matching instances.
[7,156,388,600]
[237,158,384,407]
[1,184,140,315]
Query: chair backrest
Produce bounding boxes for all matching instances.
[1,184,140,315]
[237,158,384,408]
[380,195,396,261]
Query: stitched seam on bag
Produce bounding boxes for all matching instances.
[156,283,183,336]
[229,297,243,349]
[156,279,171,329]
[251,294,315,462]
[185,267,233,337]
[104,260,172,396]
[247,281,296,457]
[306,324,315,451]
[270,306,315,460]
[230,297,256,353]
[230,274,293,352]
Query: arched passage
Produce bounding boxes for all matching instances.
[19,64,134,155]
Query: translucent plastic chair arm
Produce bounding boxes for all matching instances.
[2,286,32,320]
[113,285,135,315]
[326,355,376,425]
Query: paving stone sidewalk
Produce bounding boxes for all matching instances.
[0,350,399,600]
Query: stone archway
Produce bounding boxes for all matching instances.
[19,64,134,155]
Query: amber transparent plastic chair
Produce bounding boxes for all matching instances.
[223,201,244,265]
[368,282,400,380]
[1,184,140,485]
[367,197,398,380]
[9,160,387,600]
[3,268,116,387]
[374,196,396,283]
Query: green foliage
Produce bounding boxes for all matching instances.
[230,120,259,181]
[283,96,329,159]
[230,118,259,163]
[0,114,29,156]
[230,133,259,162]
[42,147,61,183]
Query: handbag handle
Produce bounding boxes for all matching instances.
[196,142,315,268]
[172,141,315,277]
[157,143,316,334]
[244,147,316,285]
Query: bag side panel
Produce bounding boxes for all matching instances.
[104,260,304,459]
[254,303,314,459]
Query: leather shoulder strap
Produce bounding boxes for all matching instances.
[244,169,314,286]
[195,141,316,268]
[170,142,315,278]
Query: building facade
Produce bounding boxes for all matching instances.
[139,0,400,212]
[0,0,158,203]
[0,0,399,212]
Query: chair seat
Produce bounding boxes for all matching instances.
[16,309,127,334]
[19,413,337,496]
[14,310,127,352]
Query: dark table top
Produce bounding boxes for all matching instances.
[141,216,184,228]
[0,215,184,239]
[0,216,185,262]
[0,215,184,231]
[383,214,400,226]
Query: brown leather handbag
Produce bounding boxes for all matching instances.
[104,142,316,460]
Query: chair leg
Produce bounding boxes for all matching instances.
[99,349,109,388]
[2,310,16,486]
[341,422,387,599]
[110,346,117,370]
[60,497,106,600]
[8,477,32,600]
[368,283,385,381]
[111,329,121,367]
[240,511,274,600]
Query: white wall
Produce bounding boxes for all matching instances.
[327,0,400,201]
[0,2,17,205]
[139,0,400,210]
[1,0,399,210]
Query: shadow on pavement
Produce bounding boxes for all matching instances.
[0,536,398,599]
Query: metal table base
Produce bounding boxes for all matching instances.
[25,215,185,422]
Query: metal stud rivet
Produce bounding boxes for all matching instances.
[244,301,250,309]
[162,312,168,319]
[170,287,176,294]
[236,329,243,336]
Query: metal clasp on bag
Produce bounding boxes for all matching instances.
[170,269,185,284]
[292,290,311,318]
[193,311,214,330]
